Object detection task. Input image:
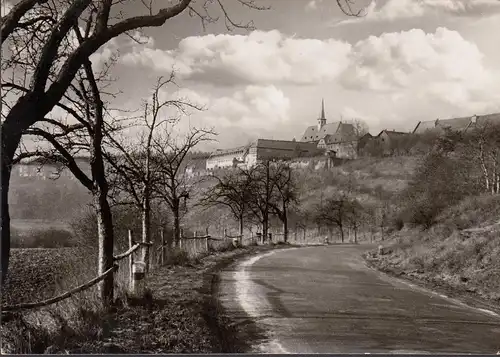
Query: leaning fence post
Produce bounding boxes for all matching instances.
[126,231,134,291]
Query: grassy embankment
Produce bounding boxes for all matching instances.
[367,194,500,305]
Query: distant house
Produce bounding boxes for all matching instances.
[376,129,412,156]
[357,133,374,154]
[317,124,358,159]
[413,113,500,135]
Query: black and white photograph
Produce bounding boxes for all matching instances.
[1,0,500,354]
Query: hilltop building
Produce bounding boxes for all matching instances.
[300,100,359,159]
[413,113,500,135]
[205,139,319,170]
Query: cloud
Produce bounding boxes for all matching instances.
[121,30,352,86]
[159,85,292,148]
[335,0,500,25]
[340,27,500,107]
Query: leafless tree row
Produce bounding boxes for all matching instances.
[200,160,299,243]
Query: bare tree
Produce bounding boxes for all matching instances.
[199,169,253,239]
[314,194,353,243]
[14,32,119,307]
[153,123,215,248]
[466,123,500,195]
[104,74,198,271]
[267,161,299,243]
[242,160,276,242]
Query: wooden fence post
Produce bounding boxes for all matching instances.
[161,228,165,266]
[128,230,133,290]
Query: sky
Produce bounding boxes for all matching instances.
[5,0,500,151]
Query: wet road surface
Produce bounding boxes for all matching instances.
[218,245,500,354]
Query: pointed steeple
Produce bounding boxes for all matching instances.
[318,99,327,130]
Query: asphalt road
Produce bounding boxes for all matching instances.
[218,245,500,354]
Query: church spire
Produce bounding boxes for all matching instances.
[318,99,326,130]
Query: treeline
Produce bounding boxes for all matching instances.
[198,160,394,244]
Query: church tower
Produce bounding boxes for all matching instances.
[318,99,326,130]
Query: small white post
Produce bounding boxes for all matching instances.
[205,236,209,252]
[131,261,146,298]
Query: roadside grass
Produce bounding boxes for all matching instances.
[369,194,500,304]
[1,236,249,354]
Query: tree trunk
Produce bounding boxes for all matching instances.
[1,111,27,283]
[141,198,151,272]
[95,189,114,308]
[173,200,181,248]
[339,225,344,243]
[239,214,244,244]
[283,202,288,244]
[262,218,268,244]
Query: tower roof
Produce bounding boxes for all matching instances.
[320,99,325,120]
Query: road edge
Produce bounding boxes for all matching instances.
[363,255,500,320]
[201,244,298,353]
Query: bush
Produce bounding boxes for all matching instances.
[165,247,195,266]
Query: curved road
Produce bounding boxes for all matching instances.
[218,245,500,354]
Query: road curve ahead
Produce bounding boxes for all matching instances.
[218,245,500,354]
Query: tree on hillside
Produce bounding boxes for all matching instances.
[199,169,253,239]
[465,123,500,195]
[0,0,362,282]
